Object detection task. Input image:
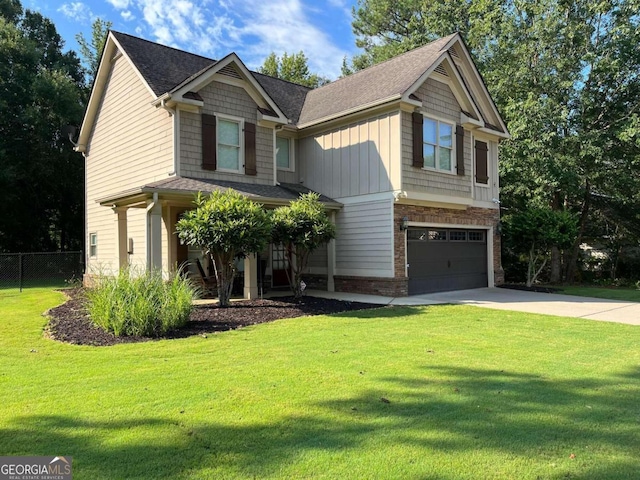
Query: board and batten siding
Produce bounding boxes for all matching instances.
[402,78,472,197]
[85,52,173,273]
[179,81,274,185]
[473,136,500,203]
[335,198,394,277]
[298,112,401,199]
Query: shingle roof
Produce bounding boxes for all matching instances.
[143,177,339,206]
[297,34,456,125]
[111,31,459,127]
[111,31,309,122]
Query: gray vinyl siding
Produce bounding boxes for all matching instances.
[179,81,274,185]
[473,138,500,203]
[402,78,472,197]
[307,243,328,273]
[335,198,393,277]
[298,112,401,199]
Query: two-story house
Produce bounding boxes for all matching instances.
[77,31,508,298]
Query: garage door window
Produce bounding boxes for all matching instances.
[449,231,467,242]
[469,231,485,242]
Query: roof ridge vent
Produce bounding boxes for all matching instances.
[219,63,242,79]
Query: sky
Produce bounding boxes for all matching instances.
[26,0,361,79]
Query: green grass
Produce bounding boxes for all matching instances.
[1,288,639,479]
[559,285,640,302]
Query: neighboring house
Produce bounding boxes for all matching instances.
[77,31,509,298]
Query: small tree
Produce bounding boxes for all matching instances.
[176,190,272,307]
[271,193,336,298]
[503,207,577,287]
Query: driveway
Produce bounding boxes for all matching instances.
[306,287,640,325]
[400,288,640,325]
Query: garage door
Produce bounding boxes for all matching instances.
[407,228,488,295]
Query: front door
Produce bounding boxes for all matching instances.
[272,244,290,287]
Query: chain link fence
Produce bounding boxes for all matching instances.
[0,251,84,290]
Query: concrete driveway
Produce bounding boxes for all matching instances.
[306,287,640,325]
[399,288,640,325]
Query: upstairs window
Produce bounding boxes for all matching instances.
[423,117,454,172]
[276,137,293,170]
[217,116,242,172]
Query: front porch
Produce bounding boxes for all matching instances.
[97,176,342,299]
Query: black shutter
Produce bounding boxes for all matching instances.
[202,114,216,171]
[475,140,489,184]
[244,122,257,175]
[455,125,465,176]
[412,112,423,168]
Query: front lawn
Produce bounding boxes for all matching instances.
[559,285,640,302]
[1,288,639,479]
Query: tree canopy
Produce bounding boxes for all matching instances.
[348,0,640,283]
[259,51,329,88]
[0,0,86,252]
[76,17,111,80]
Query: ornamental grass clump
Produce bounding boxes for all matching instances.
[87,268,197,337]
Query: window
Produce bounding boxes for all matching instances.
[428,230,448,241]
[449,231,467,242]
[276,136,293,170]
[89,233,97,257]
[468,231,485,242]
[217,117,242,172]
[423,117,454,172]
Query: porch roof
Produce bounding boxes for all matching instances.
[97,176,342,209]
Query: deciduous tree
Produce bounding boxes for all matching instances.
[271,193,336,299]
[176,190,272,307]
[259,51,329,88]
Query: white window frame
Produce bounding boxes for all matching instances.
[276,136,295,172]
[89,233,97,257]
[422,115,456,174]
[215,113,244,174]
[473,133,492,188]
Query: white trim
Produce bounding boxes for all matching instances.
[405,222,494,288]
[334,191,395,205]
[275,136,295,172]
[215,112,244,174]
[173,109,181,176]
[420,114,456,174]
[389,199,396,275]
[272,128,277,186]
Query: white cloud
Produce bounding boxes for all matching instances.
[58,2,94,24]
[103,0,349,78]
[107,0,131,8]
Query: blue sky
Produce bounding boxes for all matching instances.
[26,0,360,79]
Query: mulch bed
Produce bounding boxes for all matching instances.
[45,289,381,347]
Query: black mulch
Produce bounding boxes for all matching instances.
[45,289,382,347]
[498,284,562,294]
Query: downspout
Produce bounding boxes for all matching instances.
[146,192,159,271]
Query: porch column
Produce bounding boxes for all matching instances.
[327,211,336,292]
[146,194,163,272]
[244,253,258,299]
[114,206,128,269]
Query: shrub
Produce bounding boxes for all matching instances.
[87,268,198,337]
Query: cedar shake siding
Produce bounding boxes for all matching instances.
[298,111,402,199]
[402,78,473,197]
[85,52,173,273]
[179,81,274,185]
